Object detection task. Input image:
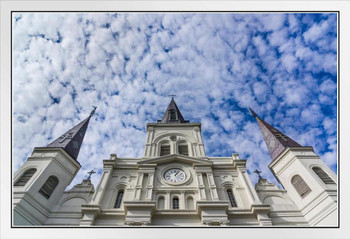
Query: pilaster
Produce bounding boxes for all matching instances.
[237,166,262,205]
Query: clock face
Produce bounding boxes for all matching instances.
[164,169,186,183]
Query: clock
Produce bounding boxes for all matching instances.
[164,169,186,183]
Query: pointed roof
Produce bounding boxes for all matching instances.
[158,97,189,124]
[249,107,301,161]
[47,107,96,161]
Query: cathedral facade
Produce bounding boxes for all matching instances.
[13,99,337,226]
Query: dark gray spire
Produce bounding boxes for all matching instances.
[158,98,189,124]
[249,108,301,161]
[47,107,96,161]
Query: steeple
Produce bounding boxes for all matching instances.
[249,107,301,161]
[47,107,96,160]
[158,97,189,124]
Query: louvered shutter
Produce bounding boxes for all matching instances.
[160,145,170,156]
[39,176,59,199]
[292,175,311,198]
[313,167,335,184]
[227,189,237,207]
[14,168,37,186]
[178,145,188,156]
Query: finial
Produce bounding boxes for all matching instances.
[169,94,176,100]
[232,153,239,160]
[87,170,96,180]
[249,107,258,118]
[110,153,117,160]
[253,169,263,179]
[90,106,97,117]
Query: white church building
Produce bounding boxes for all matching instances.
[13,98,337,226]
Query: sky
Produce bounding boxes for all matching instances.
[12,13,337,188]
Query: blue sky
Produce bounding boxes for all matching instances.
[12,13,337,188]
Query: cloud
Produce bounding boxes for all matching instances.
[303,19,330,43]
[12,13,337,189]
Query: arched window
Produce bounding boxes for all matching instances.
[160,144,170,156]
[227,189,237,207]
[173,197,179,209]
[14,168,37,186]
[178,144,189,156]
[39,176,59,199]
[158,196,165,209]
[312,167,335,184]
[291,175,311,198]
[114,190,124,208]
[186,196,194,210]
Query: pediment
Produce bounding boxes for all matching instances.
[138,154,212,166]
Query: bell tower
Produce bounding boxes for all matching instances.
[143,96,206,158]
[13,107,96,225]
[250,108,337,226]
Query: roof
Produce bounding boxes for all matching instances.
[47,108,96,161]
[158,98,189,124]
[249,107,301,161]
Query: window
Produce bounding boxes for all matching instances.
[169,109,177,120]
[178,145,188,156]
[227,189,237,207]
[39,176,59,199]
[312,167,335,185]
[160,145,170,156]
[291,175,311,198]
[173,197,179,209]
[14,168,37,186]
[114,190,124,208]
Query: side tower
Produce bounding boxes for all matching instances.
[13,108,96,225]
[250,108,337,226]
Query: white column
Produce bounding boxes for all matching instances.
[196,173,206,200]
[151,143,156,157]
[171,141,176,154]
[146,172,154,200]
[166,192,170,209]
[90,166,112,205]
[180,192,185,209]
[189,143,194,157]
[134,173,144,200]
[237,168,262,204]
[193,143,199,157]
[207,172,219,200]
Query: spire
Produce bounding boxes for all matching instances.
[47,107,97,161]
[158,97,189,124]
[249,108,301,161]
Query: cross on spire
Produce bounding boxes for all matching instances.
[90,106,97,117]
[169,94,176,100]
[87,170,96,180]
[275,133,289,141]
[59,132,74,143]
[253,169,263,179]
